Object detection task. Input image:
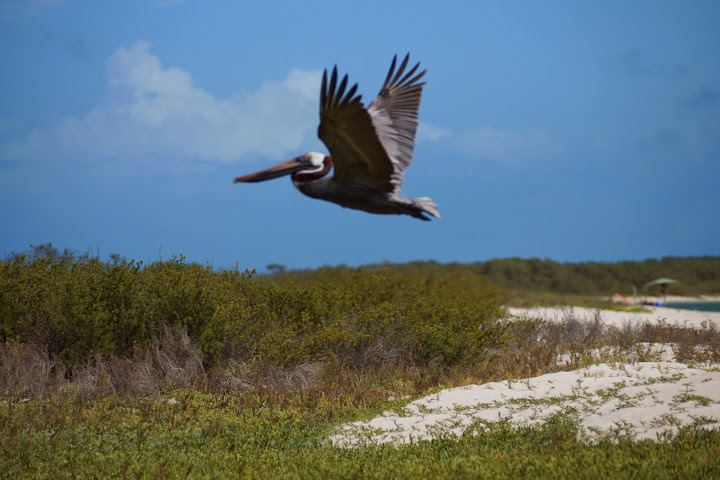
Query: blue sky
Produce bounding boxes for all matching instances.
[1,1,718,271]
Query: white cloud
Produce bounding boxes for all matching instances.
[282,69,323,102]
[3,41,555,168]
[419,123,554,162]
[5,41,322,165]
[417,122,451,142]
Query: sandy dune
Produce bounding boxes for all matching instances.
[331,306,720,448]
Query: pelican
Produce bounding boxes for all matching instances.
[234,54,439,221]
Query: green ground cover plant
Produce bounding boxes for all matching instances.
[2,394,719,479]
[1,245,719,478]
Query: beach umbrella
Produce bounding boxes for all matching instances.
[643,278,679,305]
[642,278,679,289]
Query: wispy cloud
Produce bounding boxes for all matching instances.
[420,124,554,162]
[417,123,451,142]
[3,41,322,166]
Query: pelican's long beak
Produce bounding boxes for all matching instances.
[233,157,310,183]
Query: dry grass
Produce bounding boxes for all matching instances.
[2,309,719,413]
[0,342,66,398]
[1,324,205,398]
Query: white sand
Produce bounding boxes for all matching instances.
[508,305,720,329]
[331,306,720,448]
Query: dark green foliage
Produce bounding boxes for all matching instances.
[0,245,506,371]
[0,247,148,363]
[364,256,720,296]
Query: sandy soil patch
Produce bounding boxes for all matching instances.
[508,305,720,329]
[331,307,720,448]
[331,358,720,447]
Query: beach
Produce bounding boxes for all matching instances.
[331,305,720,448]
[508,304,720,329]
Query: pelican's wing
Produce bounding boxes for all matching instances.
[318,54,426,192]
[367,54,426,189]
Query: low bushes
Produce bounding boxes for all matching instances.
[1,246,507,397]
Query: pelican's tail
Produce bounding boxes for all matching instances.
[411,197,440,220]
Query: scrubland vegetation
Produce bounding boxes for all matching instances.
[366,255,720,296]
[1,245,719,478]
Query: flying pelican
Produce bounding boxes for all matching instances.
[234,54,439,221]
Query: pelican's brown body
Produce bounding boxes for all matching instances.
[234,55,439,221]
[287,155,435,221]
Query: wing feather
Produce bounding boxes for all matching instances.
[367,54,426,189]
[318,54,426,192]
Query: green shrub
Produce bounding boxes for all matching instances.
[0,248,148,363]
[1,246,506,373]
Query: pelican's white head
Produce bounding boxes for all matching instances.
[291,152,333,186]
[297,152,327,173]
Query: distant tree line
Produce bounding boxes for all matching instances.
[380,257,720,296]
[283,256,720,296]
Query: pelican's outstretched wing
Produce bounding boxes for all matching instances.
[318,54,426,192]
